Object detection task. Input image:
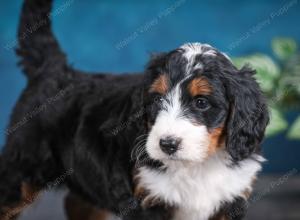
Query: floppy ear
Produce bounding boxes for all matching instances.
[145,52,168,82]
[225,66,269,162]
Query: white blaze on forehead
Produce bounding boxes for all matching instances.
[164,85,182,118]
[180,42,217,60]
[180,42,232,75]
[180,43,216,75]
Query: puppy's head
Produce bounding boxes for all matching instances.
[144,43,269,164]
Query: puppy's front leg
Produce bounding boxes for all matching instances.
[0,158,41,220]
[122,205,173,220]
[210,197,247,220]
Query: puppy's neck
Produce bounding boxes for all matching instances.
[136,151,263,220]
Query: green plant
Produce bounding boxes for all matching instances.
[233,37,300,140]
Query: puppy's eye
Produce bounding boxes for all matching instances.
[195,97,210,110]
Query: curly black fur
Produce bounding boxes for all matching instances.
[0,0,269,219]
[1,0,166,219]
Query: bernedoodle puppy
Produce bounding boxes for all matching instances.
[0,0,269,220]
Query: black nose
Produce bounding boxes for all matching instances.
[159,137,181,155]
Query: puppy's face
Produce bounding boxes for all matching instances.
[144,43,269,164]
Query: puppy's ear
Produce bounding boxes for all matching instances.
[145,52,168,82]
[225,66,269,162]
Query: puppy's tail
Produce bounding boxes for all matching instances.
[16,0,67,81]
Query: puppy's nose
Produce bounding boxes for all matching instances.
[159,137,181,155]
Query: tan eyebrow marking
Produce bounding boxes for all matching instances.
[188,77,212,96]
[149,74,169,94]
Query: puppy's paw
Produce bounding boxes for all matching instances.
[115,197,140,218]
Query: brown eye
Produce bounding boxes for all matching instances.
[195,97,210,110]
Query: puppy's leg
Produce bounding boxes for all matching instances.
[0,132,60,219]
[0,184,40,220]
[0,163,41,220]
[64,192,172,220]
[210,197,247,220]
[122,205,174,220]
[64,192,113,220]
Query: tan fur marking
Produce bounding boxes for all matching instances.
[210,213,228,220]
[21,183,39,202]
[149,74,169,94]
[207,127,225,156]
[133,171,162,208]
[0,183,40,220]
[242,177,256,199]
[243,189,251,199]
[188,77,212,96]
[134,185,146,198]
[65,193,111,220]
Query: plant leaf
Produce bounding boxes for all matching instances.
[287,116,300,140]
[233,54,280,93]
[282,54,300,95]
[272,37,298,60]
[265,107,288,137]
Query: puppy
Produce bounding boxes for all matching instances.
[0,0,269,220]
[134,43,269,220]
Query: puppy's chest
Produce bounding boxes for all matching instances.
[137,157,261,220]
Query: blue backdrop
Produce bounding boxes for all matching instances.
[0,0,299,173]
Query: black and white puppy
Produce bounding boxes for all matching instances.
[0,0,269,220]
[135,44,269,220]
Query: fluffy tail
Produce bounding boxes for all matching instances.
[16,0,67,80]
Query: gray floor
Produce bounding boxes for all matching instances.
[19,176,300,220]
[20,190,67,220]
[245,175,300,220]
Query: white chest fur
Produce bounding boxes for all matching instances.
[137,152,263,220]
